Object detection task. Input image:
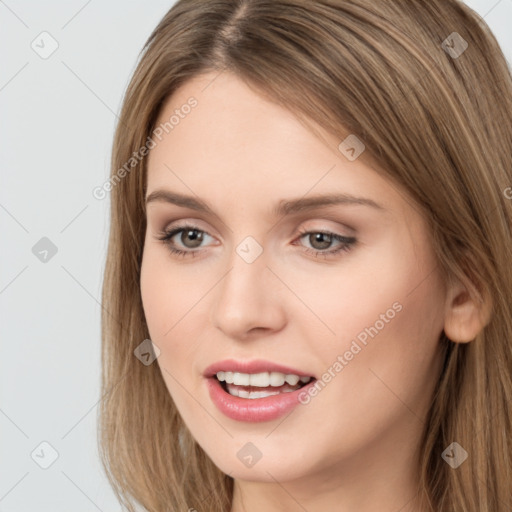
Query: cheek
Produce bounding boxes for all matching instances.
[280,234,445,396]
[140,242,196,340]
[278,245,445,462]
[140,251,201,417]
[272,237,431,349]
[140,253,170,340]
[307,237,445,412]
[140,244,212,381]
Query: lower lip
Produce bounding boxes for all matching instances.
[205,377,316,423]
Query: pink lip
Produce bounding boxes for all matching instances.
[203,359,316,423]
[205,376,317,423]
[202,358,315,378]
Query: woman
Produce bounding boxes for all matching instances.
[98,1,512,510]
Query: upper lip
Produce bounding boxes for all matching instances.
[203,359,315,379]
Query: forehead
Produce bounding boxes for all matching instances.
[149,71,336,167]
[146,71,403,216]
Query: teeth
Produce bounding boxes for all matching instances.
[250,372,270,387]
[234,372,250,386]
[269,372,285,386]
[216,371,311,387]
[237,388,281,399]
[226,383,294,399]
[285,374,300,386]
[224,372,235,384]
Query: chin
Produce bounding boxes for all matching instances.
[201,441,314,483]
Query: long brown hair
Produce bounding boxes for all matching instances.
[98,1,512,510]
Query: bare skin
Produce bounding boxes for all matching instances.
[140,70,488,512]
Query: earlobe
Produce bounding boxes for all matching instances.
[443,277,493,343]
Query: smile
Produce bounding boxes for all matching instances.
[206,371,317,422]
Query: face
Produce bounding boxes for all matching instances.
[140,71,447,487]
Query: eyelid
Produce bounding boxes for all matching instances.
[161,218,218,237]
[298,220,356,235]
[156,221,357,261]
[159,217,357,244]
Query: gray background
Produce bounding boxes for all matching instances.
[1,1,511,510]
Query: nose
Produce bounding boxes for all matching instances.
[210,243,287,340]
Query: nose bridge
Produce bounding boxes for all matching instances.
[211,234,286,337]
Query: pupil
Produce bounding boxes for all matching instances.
[183,229,203,248]
[311,233,331,250]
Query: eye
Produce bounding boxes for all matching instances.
[155,223,215,258]
[155,224,356,259]
[294,228,356,259]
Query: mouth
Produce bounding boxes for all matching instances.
[205,370,318,422]
[214,371,316,399]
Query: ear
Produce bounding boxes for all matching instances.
[443,275,493,343]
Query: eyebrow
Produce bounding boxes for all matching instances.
[145,189,385,216]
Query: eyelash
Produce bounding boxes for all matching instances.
[155,224,356,259]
